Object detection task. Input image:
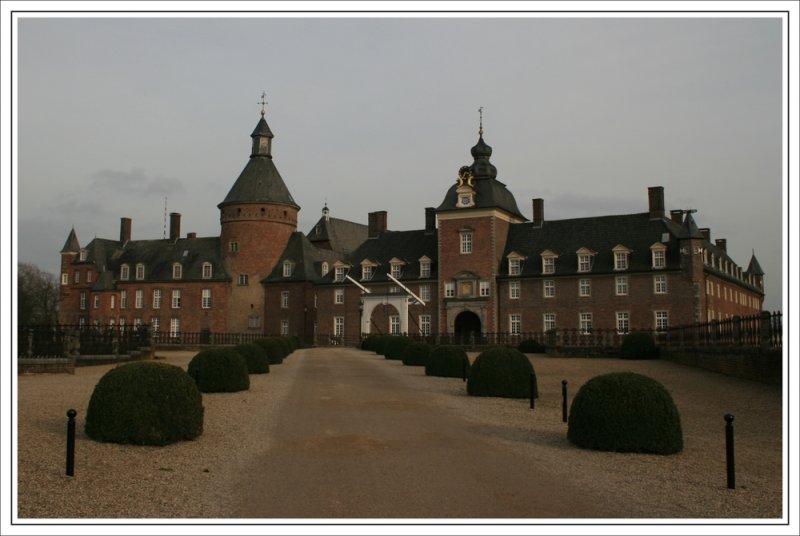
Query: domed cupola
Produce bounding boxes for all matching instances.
[469,134,497,180]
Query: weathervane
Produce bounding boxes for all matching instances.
[259,91,268,117]
[478,106,484,136]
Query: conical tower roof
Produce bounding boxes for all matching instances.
[677,212,704,239]
[60,228,80,253]
[746,252,765,276]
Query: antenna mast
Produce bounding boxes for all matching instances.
[163,197,167,239]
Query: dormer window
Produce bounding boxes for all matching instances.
[135,263,145,280]
[541,250,559,274]
[172,263,182,280]
[283,261,293,277]
[419,256,432,278]
[202,262,213,279]
[333,262,350,283]
[362,265,374,281]
[612,245,632,271]
[120,264,130,281]
[321,262,329,277]
[507,252,526,276]
[650,243,667,269]
[576,248,596,273]
[79,249,87,261]
[389,258,406,279]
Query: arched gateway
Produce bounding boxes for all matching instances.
[454,311,481,342]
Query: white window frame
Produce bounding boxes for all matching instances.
[652,249,666,269]
[334,316,345,337]
[509,314,522,335]
[135,263,145,280]
[248,315,261,329]
[579,278,591,297]
[153,288,161,309]
[362,265,374,281]
[479,280,490,297]
[419,314,431,336]
[87,270,93,283]
[74,271,80,284]
[445,282,455,298]
[420,284,430,301]
[542,256,556,274]
[389,315,401,335]
[169,318,180,339]
[579,312,593,334]
[61,273,69,285]
[120,290,127,309]
[654,274,668,294]
[281,320,289,336]
[543,313,556,332]
[151,317,160,334]
[616,312,630,334]
[334,267,346,282]
[171,289,181,309]
[391,263,403,279]
[201,288,211,309]
[172,263,182,280]
[135,289,143,309]
[543,279,555,298]
[321,262,329,277]
[281,291,290,309]
[460,231,473,254]
[110,295,115,309]
[238,273,249,286]
[509,280,521,299]
[420,260,431,278]
[615,276,629,296]
[655,310,669,331]
[93,295,100,309]
[334,288,344,305]
[509,258,522,276]
[283,261,293,277]
[202,262,213,279]
[229,241,238,253]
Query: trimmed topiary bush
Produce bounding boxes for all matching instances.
[401,342,432,366]
[567,372,683,455]
[467,347,536,398]
[255,338,284,364]
[234,343,270,374]
[274,337,292,358]
[425,346,470,378]
[518,339,546,354]
[384,336,412,360]
[619,331,659,360]
[85,361,203,445]
[188,348,250,393]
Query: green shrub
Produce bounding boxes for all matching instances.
[234,343,270,374]
[255,338,284,364]
[467,347,536,399]
[425,346,470,378]
[518,339,546,354]
[619,331,659,360]
[187,348,250,393]
[402,342,432,366]
[384,336,412,360]
[274,337,292,358]
[290,335,302,350]
[85,361,203,445]
[567,372,683,455]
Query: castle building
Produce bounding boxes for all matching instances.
[58,108,766,344]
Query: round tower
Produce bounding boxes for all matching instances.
[219,106,300,332]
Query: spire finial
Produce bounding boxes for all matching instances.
[478,106,484,136]
[259,91,268,117]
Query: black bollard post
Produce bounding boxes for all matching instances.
[462,357,467,383]
[725,414,735,489]
[529,373,535,410]
[562,380,568,423]
[66,409,77,477]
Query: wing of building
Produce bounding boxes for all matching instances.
[58,109,766,344]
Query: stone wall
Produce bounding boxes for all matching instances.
[660,346,782,385]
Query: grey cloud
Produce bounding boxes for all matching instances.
[89,168,184,196]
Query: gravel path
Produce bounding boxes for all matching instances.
[16,348,783,521]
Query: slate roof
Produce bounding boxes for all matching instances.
[60,228,80,253]
[307,214,369,256]
[263,232,339,283]
[436,177,526,220]
[500,213,682,276]
[747,253,765,276]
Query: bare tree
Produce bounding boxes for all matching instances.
[17,263,58,325]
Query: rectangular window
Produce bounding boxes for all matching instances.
[153,289,162,309]
[93,295,100,309]
[362,265,374,280]
[445,282,455,298]
[419,314,431,336]
[135,264,145,280]
[135,289,143,309]
[578,254,592,273]
[151,317,160,334]
[391,264,403,279]
[654,274,668,294]
[171,289,181,309]
[169,318,180,338]
[655,310,669,331]
[652,250,666,269]
[542,257,555,274]
[389,315,400,335]
[248,315,261,329]
[509,280,521,299]
[334,267,346,282]
[543,313,556,332]
[238,274,249,286]
[79,291,87,310]
[120,290,127,309]
[334,288,344,304]
[202,263,212,279]
[616,312,630,334]
[420,284,430,301]
[543,279,555,298]
[74,271,80,284]
[580,312,593,334]
[420,262,431,278]
[172,264,182,279]
[334,316,345,337]
[615,252,628,271]
[479,280,490,297]
[460,232,473,254]
[579,278,591,297]
[133,317,142,328]
[281,291,290,308]
[87,271,93,283]
[510,314,521,335]
[283,262,293,277]
[110,295,115,309]
[201,289,212,309]
[616,276,628,296]
[229,241,238,253]
[120,265,129,281]
[281,320,289,336]
[509,258,522,276]
[61,273,69,285]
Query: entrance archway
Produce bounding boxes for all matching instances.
[370,304,400,335]
[454,311,481,343]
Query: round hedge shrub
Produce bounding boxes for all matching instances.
[467,347,536,398]
[619,331,659,360]
[402,342,432,366]
[518,339,546,354]
[567,372,683,455]
[255,338,284,364]
[234,343,270,374]
[370,335,394,356]
[187,348,250,393]
[425,346,470,378]
[384,336,412,360]
[274,337,292,358]
[85,361,203,445]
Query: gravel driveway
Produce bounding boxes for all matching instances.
[15,347,783,523]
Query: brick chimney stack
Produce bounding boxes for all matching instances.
[425,207,436,234]
[368,211,387,239]
[648,186,665,220]
[670,210,683,225]
[700,228,711,242]
[532,198,544,227]
[120,217,132,245]
[715,238,727,252]
[169,213,181,242]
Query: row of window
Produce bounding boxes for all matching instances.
[440,275,669,300]
[78,289,212,310]
[504,246,667,274]
[706,280,761,309]
[77,316,182,338]
[117,262,214,282]
[508,310,670,334]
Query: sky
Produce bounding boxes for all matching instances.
[11,10,786,311]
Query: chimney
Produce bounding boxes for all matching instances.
[648,186,665,219]
[715,238,727,252]
[120,217,132,245]
[670,210,683,225]
[532,198,544,227]
[169,212,181,242]
[425,207,436,234]
[699,228,711,241]
[368,211,387,239]
[187,232,197,240]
